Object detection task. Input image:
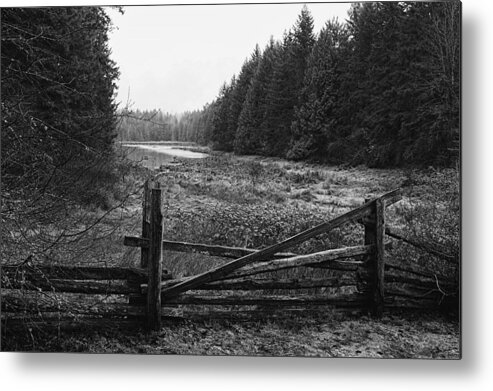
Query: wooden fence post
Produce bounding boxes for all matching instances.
[374,198,385,317]
[146,184,163,331]
[141,179,152,268]
[364,198,386,317]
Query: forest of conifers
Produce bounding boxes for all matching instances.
[120,2,460,168]
[1,7,121,230]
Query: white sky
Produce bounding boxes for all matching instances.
[106,2,352,114]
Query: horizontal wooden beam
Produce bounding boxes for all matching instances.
[147,275,360,292]
[385,261,452,283]
[1,294,142,316]
[128,292,367,307]
[124,236,298,260]
[385,285,456,301]
[164,292,367,307]
[163,240,297,259]
[161,190,401,300]
[124,236,149,248]
[385,227,458,264]
[385,271,456,289]
[3,279,138,295]
[221,245,371,280]
[1,264,172,282]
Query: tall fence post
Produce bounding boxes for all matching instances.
[374,198,385,316]
[146,183,163,331]
[364,198,386,317]
[141,179,153,268]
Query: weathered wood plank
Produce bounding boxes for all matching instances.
[163,240,298,260]
[124,236,149,248]
[150,275,360,291]
[0,264,171,281]
[362,198,385,317]
[161,190,400,300]
[385,286,450,301]
[374,198,386,316]
[385,262,452,282]
[0,265,172,282]
[219,245,370,280]
[1,294,141,315]
[385,226,458,264]
[385,271,456,289]
[124,236,298,260]
[141,179,152,268]
[132,292,367,307]
[363,201,376,314]
[147,186,163,331]
[163,292,367,307]
[2,279,137,294]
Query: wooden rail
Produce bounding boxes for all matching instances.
[1,264,171,281]
[124,236,298,260]
[159,189,401,301]
[2,182,460,331]
[130,292,368,308]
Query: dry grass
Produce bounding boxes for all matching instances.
[2,310,460,358]
[1,149,460,355]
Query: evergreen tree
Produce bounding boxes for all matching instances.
[261,7,315,157]
[1,7,119,200]
[210,81,235,151]
[178,3,460,168]
[260,32,296,156]
[288,19,350,162]
[1,7,122,267]
[229,46,261,143]
[291,5,316,97]
[234,40,277,154]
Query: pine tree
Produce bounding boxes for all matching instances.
[261,7,315,157]
[288,19,350,162]
[229,46,261,143]
[210,81,235,151]
[291,5,316,96]
[234,40,277,154]
[1,7,119,197]
[260,32,296,156]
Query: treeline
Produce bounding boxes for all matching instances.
[176,3,460,167]
[116,108,212,144]
[116,108,209,142]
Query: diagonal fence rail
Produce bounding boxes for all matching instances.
[2,180,458,332]
[122,183,407,328]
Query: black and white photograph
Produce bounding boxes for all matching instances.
[1,1,461,359]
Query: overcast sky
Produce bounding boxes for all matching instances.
[106,2,352,114]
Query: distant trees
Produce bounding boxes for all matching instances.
[117,109,171,141]
[174,3,460,168]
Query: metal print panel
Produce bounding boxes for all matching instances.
[0,1,460,358]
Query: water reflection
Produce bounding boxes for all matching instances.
[122,143,208,169]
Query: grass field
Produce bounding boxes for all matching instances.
[1,150,460,356]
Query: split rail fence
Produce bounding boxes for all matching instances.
[1,179,458,331]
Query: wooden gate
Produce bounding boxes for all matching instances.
[2,180,458,331]
[124,180,412,330]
